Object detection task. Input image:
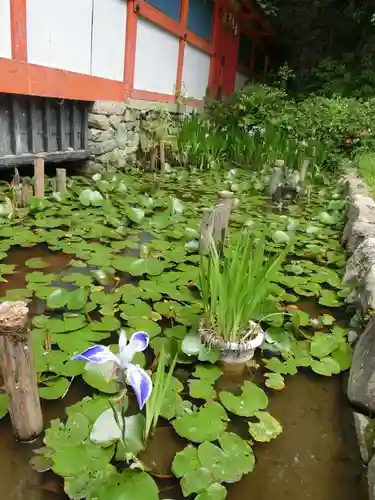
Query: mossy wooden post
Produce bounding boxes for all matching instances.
[34,154,45,198]
[150,148,157,171]
[268,159,284,197]
[200,208,214,254]
[21,180,32,207]
[215,191,234,243]
[56,168,67,194]
[159,141,166,174]
[0,302,43,441]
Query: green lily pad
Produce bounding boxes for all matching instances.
[219,381,268,417]
[331,343,352,371]
[310,356,341,376]
[264,372,285,390]
[128,259,165,277]
[248,411,282,442]
[319,290,341,307]
[0,393,8,418]
[79,189,103,207]
[310,333,340,359]
[263,357,298,375]
[25,257,49,269]
[196,484,227,500]
[39,377,70,400]
[189,380,216,401]
[172,445,200,478]
[172,402,228,443]
[181,467,213,497]
[127,318,161,338]
[192,365,222,384]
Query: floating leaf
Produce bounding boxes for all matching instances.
[196,484,227,500]
[264,372,285,390]
[25,257,49,269]
[310,333,340,359]
[310,356,341,376]
[79,189,103,207]
[39,377,70,400]
[331,343,352,371]
[248,411,282,442]
[173,402,228,443]
[128,259,165,277]
[189,380,216,401]
[219,381,268,417]
[319,290,341,307]
[127,207,145,224]
[172,445,200,478]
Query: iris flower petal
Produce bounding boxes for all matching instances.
[119,330,127,353]
[126,364,152,409]
[119,331,149,367]
[72,345,119,364]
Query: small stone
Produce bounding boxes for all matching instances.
[91,101,126,116]
[88,129,114,142]
[88,114,110,131]
[109,115,123,129]
[81,161,104,175]
[348,317,375,413]
[354,412,371,463]
[89,139,117,156]
[115,123,128,148]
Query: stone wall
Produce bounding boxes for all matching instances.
[85,101,140,174]
[342,172,375,499]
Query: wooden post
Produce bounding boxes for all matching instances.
[21,180,32,207]
[56,168,67,194]
[200,208,214,254]
[150,148,157,171]
[268,159,285,197]
[215,191,234,240]
[0,302,43,441]
[159,141,166,174]
[34,154,45,198]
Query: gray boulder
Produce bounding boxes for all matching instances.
[348,318,375,413]
[88,113,110,131]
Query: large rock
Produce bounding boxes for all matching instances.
[96,148,126,166]
[348,318,375,413]
[344,238,375,311]
[109,115,123,129]
[115,123,128,148]
[368,455,375,499]
[354,411,371,463]
[88,129,114,142]
[88,113,110,131]
[81,161,105,175]
[91,101,126,116]
[88,139,117,156]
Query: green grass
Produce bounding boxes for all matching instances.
[357,152,375,197]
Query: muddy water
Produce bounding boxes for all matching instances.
[0,247,367,499]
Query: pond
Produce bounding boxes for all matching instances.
[0,168,367,499]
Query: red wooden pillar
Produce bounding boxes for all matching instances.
[10,0,27,61]
[124,0,138,99]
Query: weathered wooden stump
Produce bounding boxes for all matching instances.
[34,154,45,198]
[159,141,166,174]
[200,208,215,254]
[0,301,43,441]
[200,191,234,254]
[56,168,67,194]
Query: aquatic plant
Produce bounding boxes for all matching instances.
[198,232,289,343]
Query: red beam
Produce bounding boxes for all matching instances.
[124,0,137,98]
[131,89,176,103]
[0,58,125,101]
[10,0,27,61]
[135,0,184,39]
[176,0,189,96]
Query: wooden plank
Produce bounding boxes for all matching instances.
[30,98,44,153]
[81,104,88,150]
[0,150,89,168]
[43,99,52,152]
[0,94,12,156]
[71,104,81,150]
[58,100,68,150]
[49,100,59,152]
[62,101,71,149]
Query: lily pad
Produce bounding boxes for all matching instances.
[219,381,268,417]
[39,377,70,400]
[172,402,228,443]
[25,257,49,269]
[248,411,282,442]
[264,372,285,390]
[310,357,341,376]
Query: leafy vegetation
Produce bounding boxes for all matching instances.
[198,233,288,342]
[0,165,354,499]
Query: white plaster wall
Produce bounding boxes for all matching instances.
[182,44,210,100]
[27,0,92,74]
[91,0,127,81]
[235,72,248,91]
[134,19,179,95]
[0,0,12,59]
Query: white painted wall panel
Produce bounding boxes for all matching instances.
[91,0,127,81]
[26,0,51,66]
[235,72,248,91]
[182,44,210,100]
[134,19,179,95]
[49,0,92,74]
[27,0,92,74]
[0,0,12,59]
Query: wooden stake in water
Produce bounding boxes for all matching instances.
[200,208,214,254]
[215,191,234,243]
[34,154,45,198]
[56,168,67,194]
[150,148,157,172]
[159,141,166,174]
[0,302,43,441]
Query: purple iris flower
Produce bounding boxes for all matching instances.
[72,330,152,409]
